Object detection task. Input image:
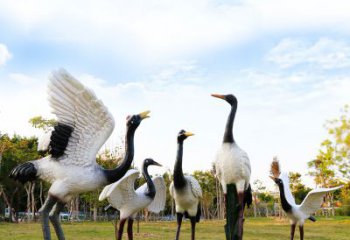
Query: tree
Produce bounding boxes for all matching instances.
[325,105,350,181]
[288,172,311,204]
[28,116,56,131]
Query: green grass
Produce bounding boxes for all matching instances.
[0,217,349,239]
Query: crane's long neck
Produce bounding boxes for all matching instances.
[277,182,293,213]
[104,127,136,183]
[173,141,186,189]
[143,164,156,199]
[223,104,237,143]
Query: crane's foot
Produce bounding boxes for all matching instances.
[39,195,58,240]
[49,201,66,240]
[290,223,296,240]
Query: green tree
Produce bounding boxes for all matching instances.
[29,116,56,131]
[288,172,311,204]
[325,105,350,181]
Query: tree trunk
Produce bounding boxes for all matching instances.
[31,182,36,221]
[93,204,98,221]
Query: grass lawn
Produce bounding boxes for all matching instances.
[0,217,349,239]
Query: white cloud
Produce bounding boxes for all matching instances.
[267,38,350,69]
[0,43,11,66]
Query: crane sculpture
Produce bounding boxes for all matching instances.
[9,69,150,240]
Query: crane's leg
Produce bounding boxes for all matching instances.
[190,216,197,240]
[290,223,296,240]
[299,225,304,240]
[224,184,239,240]
[118,218,127,240]
[127,218,134,240]
[39,195,58,240]
[237,191,245,240]
[175,213,183,240]
[49,201,66,240]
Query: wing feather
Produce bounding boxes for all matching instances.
[47,69,115,166]
[299,186,343,215]
[147,177,166,213]
[186,175,202,199]
[98,169,140,210]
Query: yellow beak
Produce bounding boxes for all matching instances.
[184,131,194,137]
[139,110,151,119]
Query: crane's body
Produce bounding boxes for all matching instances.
[9,69,150,240]
[170,130,202,240]
[214,142,251,194]
[211,93,252,240]
[99,159,166,240]
[270,159,343,240]
[170,175,201,217]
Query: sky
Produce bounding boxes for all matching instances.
[1,0,350,190]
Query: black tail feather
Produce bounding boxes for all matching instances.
[308,216,316,222]
[9,162,37,184]
[244,184,253,208]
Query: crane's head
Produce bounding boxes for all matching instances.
[269,176,283,185]
[126,110,150,129]
[211,93,237,106]
[143,158,162,168]
[177,129,194,142]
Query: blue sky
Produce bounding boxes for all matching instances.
[1,0,350,189]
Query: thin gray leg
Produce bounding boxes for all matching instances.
[39,195,58,240]
[49,201,66,240]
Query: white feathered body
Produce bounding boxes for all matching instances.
[99,169,166,220]
[32,156,107,202]
[214,142,251,193]
[170,175,202,216]
[278,172,342,226]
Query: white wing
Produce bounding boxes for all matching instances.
[186,175,202,199]
[47,69,115,166]
[98,169,140,210]
[299,186,343,215]
[147,177,166,213]
[280,172,296,206]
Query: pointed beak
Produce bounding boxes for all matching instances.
[211,93,225,100]
[269,176,276,181]
[152,161,162,167]
[184,131,194,137]
[139,110,150,120]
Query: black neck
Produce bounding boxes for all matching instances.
[103,127,136,183]
[143,164,156,199]
[173,141,186,189]
[277,182,292,212]
[223,104,236,143]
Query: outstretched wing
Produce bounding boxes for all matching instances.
[186,175,202,199]
[98,169,140,210]
[147,177,166,213]
[42,69,115,167]
[299,186,343,215]
[280,172,296,206]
